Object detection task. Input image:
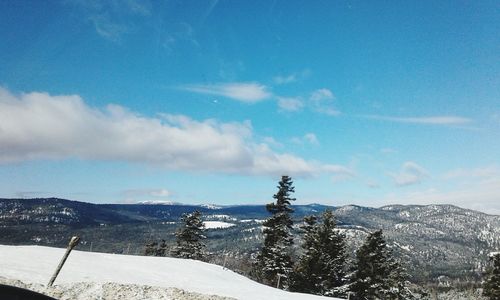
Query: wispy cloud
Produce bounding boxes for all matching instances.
[277,97,304,112]
[0,87,348,178]
[180,82,272,103]
[380,148,397,155]
[273,74,297,85]
[323,164,356,183]
[309,88,340,116]
[362,115,472,125]
[68,0,151,41]
[366,180,380,189]
[310,89,332,101]
[262,137,283,149]
[162,22,199,53]
[291,133,319,146]
[442,165,499,180]
[123,188,171,198]
[304,133,319,145]
[273,69,310,85]
[389,161,429,186]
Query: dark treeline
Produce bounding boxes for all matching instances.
[144,176,499,300]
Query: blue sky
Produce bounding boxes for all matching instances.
[0,0,499,214]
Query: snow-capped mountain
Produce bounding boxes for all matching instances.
[0,198,498,282]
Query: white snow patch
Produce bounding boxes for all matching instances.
[0,245,337,300]
[206,215,237,221]
[199,204,223,210]
[336,205,357,212]
[203,221,236,229]
[137,200,179,205]
[239,219,265,223]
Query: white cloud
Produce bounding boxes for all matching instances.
[362,115,472,125]
[304,133,319,145]
[290,133,319,146]
[69,0,151,41]
[277,97,304,112]
[273,69,311,85]
[123,188,171,198]
[180,82,271,103]
[310,88,334,101]
[389,161,429,186]
[309,88,340,116]
[162,22,199,53]
[89,15,128,41]
[273,74,297,85]
[262,137,283,148]
[0,87,347,178]
[443,165,499,180]
[323,165,356,183]
[366,180,380,189]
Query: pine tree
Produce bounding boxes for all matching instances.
[290,209,349,297]
[171,210,206,261]
[483,253,500,300]
[156,239,168,257]
[351,230,415,300]
[144,241,158,256]
[290,215,321,294]
[255,175,296,289]
[316,209,349,297]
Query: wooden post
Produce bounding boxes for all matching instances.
[276,274,282,289]
[47,236,80,287]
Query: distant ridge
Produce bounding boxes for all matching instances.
[1,197,498,282]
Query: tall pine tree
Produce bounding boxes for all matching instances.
[290,215,321,294]
[171,210,206,261]
[290,209,349,297]
[315,209,349,297]
[483,253,500,300]
[256,175,296,289]
[351,230,415,300]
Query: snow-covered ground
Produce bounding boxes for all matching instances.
[203,221,236,229]
[0,245,338,300]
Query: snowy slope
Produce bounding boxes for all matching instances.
[0,245,339,300]
[203,221,236,229]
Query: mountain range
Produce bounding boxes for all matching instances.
[1,198,498,283]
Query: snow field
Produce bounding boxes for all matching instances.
[0,245,339,300]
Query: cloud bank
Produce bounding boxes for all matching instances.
[0,87,349,178]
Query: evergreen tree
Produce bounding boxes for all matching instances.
[255,175,296,289]
[290,209,349,297]
[316,209,349,297]
[351,230,415,300]
[156,239,168,257]
[144,241,158,256]
[290,215,321,293]
[483,253,500,300]
[171,210,206,261]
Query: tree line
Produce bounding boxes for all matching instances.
[251,175,415,299]
[145,175,500,300]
